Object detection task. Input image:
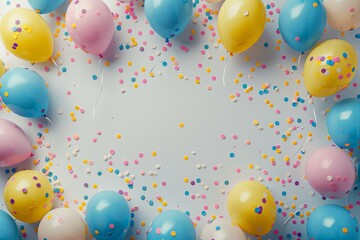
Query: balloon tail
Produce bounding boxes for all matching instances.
[50,58,61,75]
[149,58,166,74]
[293,137,312,156]
[44,116,54,148]
[284,210,300,225]
[92,57,105,119]
[222,52,230,86]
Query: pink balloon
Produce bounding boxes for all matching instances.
[305,146,356,199]
[66,0,114,55]
[0,119,32,167]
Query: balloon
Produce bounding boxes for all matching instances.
[227,180,276,236]
[27,0,66,14]
[305,147,356,199]
[0,118,32,167]
[38,208,87,240]
[147,210,196,240]
[327,98,360,154]
[145,0,193,41]
[278,0,327,52]
[324,0,360,31]
[0,210,21,240]
[0,8,53,62]
[304,39,358,97]
[65,0,114,55]
[307,204,360,240]
[0,68,49,118]
[200,218,246,240]
[0,59,4,78]
[218,0,266,54]
[4,170,54,223]
[86,191,130,240]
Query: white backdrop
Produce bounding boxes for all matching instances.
[0,0,360,239]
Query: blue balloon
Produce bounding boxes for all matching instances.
[86,191,131,240]
[307,204,360,240]
[147,210,196,240]
[0,68,49,118]
[327,98,360,155]
[0,210,21,240]
[27,0,66,14]
[145,0,193,41]
[279,0,327,52]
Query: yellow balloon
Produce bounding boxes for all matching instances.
[0,8,53,62]
[218,0,266,54]
[4,170,54,223]
[0,60,4,77]
[227,180,276,236]
[304,39,358,97]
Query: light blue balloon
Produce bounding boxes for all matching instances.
[85,191,131,240]
[0,68,49,119]
[147,210,196,240]
[0,210,21,240]
[279,0,327,52]
[327,98,360,155]
[145,0,193,41]
[307,204,360,240]
[27,0,66,14]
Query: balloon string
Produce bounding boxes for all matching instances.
[149,58,167,74]
[44,116,54,148]
[297,52,303,79]
[92,57,105,119]
[309,95,318,126]
[50,58,61,75]
[222,52,230,86]
[292,137,312,156]
[284,210,300,225]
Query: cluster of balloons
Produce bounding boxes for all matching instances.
[1,172,132,240]
[278,0,359,97]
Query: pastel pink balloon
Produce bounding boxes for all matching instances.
[0,119,32,167]
[66,0,114,55]
[305,146,356,199]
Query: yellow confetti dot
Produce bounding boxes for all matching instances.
[342,228,349,234]
[183,155,189,161]
[184,177,189,183]
[151,151,157,157]
[178,122,185,128]
[292,195,298,200]
[313,2,318,7]
[141,221,146,227]
[94,230,99,235]
[248,164,254,169]
[71,23,76,29]
[170,231,177,237]
[152,182,157,188]
[93,184,98,189]
[178,74,184,79]
[116,134,122,139]
[4,92,9,97]
[127,61,132,66]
